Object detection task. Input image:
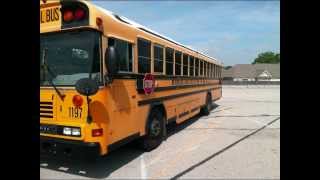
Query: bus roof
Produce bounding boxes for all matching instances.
[88,2,223,66]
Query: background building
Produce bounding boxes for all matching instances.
[222,64,280,82]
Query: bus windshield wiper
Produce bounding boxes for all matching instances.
[41,48,65,101]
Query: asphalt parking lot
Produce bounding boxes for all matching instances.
[40,85,280,179]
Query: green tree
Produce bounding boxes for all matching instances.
[224,66,232,70]
[252,51,280,64]
[275,53,280,62]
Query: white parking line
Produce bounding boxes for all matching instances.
[58,166,69,171]
[40,163,48,167]
[248,118,270,126]
[78,170,86,175]
[140,154,147,179]
[185,144,201,152]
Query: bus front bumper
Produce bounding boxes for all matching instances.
[40,136,100,159]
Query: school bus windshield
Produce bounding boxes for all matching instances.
[40,30,101,86]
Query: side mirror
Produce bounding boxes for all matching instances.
[75,78,99,96]
[105,46,118,75]
[75,78,98,124]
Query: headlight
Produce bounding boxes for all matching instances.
[63,127,72,135]
[62,127,81,136]
[71,128,81,136]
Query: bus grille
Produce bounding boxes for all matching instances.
[40,102,53,119]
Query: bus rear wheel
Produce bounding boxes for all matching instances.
[201,93,213,116]
[140,109,166,152]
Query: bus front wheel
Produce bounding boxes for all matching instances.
[140,108,166,152]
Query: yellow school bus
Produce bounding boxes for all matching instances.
[40,0,223,159]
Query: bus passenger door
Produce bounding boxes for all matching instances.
[108,80,138,144]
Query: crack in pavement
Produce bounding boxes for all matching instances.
[201,114,280,119]
[170,116,280,179]
[185,127,280,131]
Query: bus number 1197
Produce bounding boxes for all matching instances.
[68,107,82,119]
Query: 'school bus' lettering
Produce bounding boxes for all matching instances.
[40,0,223,159]
[40,7,60,24]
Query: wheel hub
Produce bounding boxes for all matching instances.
[150,118,161,137]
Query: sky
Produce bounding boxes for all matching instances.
[92,0,280,66]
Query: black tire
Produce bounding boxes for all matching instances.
[201,93,213,116]
[140,109,166,152]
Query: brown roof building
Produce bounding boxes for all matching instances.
[222,64,280,81]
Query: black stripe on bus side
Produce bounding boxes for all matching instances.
[153,83,218,92]
[137,83,218,94]
[112,72,221,81]
[179,111,190,118]
[40,106,53,109]
[191,106,200,113]
[40,110,53,114]
[138,87,221,106]
[107,132,140,152]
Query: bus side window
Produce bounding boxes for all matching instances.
[208,63,210,77]
[204,61,207,77]
[214,64,216,78]
[108,37,133,72]
[208,63,211,78]
[138,38,151,74]
[194,57,198,77]
[189,56,194,77]
[175,51,182,76]
[200,60,203,77]
[212,64,215,78]
[183,54,189,76]
[165,47,174,76]
[154,44,164,73]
